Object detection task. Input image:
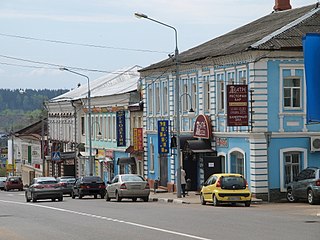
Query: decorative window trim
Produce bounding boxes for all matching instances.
[279,147,307,192]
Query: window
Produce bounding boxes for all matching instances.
[284,78,301,108]
[163,84,168,114]
[150,139,154,171]
[148,86,153,114]
[284,152,300,185]
[218,81,224,111]
[81,117,85,135]
[204,76,210,112]
[191,81,197,111]
[231,151,244,176]
[155,84,160,114]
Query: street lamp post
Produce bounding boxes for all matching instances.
[60,67,93,176]
[134,13,182,198]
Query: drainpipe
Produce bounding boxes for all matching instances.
[71,100,78,178]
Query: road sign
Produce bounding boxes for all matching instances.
[52,151,61,161]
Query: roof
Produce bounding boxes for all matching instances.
[51,65,141,102]
[141,4,320,71]
[15,118,47,136]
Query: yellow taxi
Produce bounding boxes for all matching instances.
[200,173,252,207]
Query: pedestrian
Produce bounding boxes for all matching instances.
[181,168,186,197]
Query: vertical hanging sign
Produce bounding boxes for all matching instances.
[133,128,143,151]
[227,84,248,126]
[158,120,169,154]
[116,111,126,147]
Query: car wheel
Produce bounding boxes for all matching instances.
[32,193,37,202]
[105,192,111,201]
[307,189,316,205]
[213,194,220,206]
[115,191,122,202]
[245,201,251,207]
[286,188,296,203]
[58,196,63,202]
[25,192,30,202]
[94,194,97,199]
[143,196,149,202]
[132,197,137,202]
[52,198,55,202]
[71,191,75,199]
[200,193,206,205]
[79,193,83,199]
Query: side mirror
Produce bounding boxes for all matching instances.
[107,181,111,185]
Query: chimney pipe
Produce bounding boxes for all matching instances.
[274,0,292,11]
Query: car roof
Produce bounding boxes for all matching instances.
[212,173,244,178]
[35,177,57,181]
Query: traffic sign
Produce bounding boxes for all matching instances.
[52,151,61,161]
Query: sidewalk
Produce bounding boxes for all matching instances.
[149,190,263,205]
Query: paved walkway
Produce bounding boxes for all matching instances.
[149,190,263,205]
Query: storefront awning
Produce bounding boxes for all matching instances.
[78,152,96,157]
[117,157,136,165]
[185,140,214,153]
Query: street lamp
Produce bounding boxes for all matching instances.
[59,67,94,176]
[134,13,182,198]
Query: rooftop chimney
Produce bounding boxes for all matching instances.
[274,0,292,11]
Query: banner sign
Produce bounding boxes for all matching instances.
[303,33,320,123]
[227,84,248,126]
[133,128,143,151]
[116,111,126,146]
[158,120,169,154]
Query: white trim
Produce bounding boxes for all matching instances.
[251,8,320,48]
[227,147,246,178]
[279,147,307,192]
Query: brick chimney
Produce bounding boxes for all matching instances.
[274,0,292,11]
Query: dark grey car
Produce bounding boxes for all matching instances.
[286,167,320,205]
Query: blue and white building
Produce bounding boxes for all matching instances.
[139,2,320,200]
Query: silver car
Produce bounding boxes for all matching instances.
[105,174,150,202]
[25,177,63,202]
[0,177,7,190]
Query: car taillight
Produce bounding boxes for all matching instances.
[80,184,88,189]
[145,183,150,189]
[34,185,44,189]
[59,182,67,187]
[99,184,106,189]
[244,179,248,187]
[120,183,127,189]
[216,178,221,188]
[316,180,320,186]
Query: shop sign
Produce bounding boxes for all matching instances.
[227,84,248,126]
[193,114,212,139]
[116,111,126,147]
[133,128,143,151]
[105,150,114,158]
[158,120,169,154]
[216,137,228,148]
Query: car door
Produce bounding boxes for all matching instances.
[108,176,119,198]
[26,179,35,199]
[295,169,309,199]
[73,178,80,196]
[202,175,216,201]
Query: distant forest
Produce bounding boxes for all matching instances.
[0,88,68,133]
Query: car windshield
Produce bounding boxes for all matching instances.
[60,178,75,183]
[121,175,144,182]
[82,177,103,183]
[37,180,58,184]
[0,177,7,181]
[221,176,246,189]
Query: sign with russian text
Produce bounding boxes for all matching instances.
[116,111,126,146]
[158,120,169,154]
[227,84,248,126]
[193,114,212,139]
[133,128,143,151]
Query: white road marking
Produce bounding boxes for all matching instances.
[0,199,212,240]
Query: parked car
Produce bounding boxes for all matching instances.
[0,177,7,190]
[72,176,105,199]
[286,167,320,205]
[105,174,150,202]
[4,176,23,191]
[25,177,63,202]
[57,177,76,196]
[200,173,252,207]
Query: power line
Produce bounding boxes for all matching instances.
[0,33,169,54]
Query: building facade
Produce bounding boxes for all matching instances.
[139,2,320,200]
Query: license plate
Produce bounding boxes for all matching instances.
[229,197,240,201]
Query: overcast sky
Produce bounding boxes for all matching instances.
[0,0,316,90]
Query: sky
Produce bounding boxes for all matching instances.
[0,0,317,90]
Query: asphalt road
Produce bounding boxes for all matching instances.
[0,190,319,240]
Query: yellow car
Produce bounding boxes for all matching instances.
[200,173,252,207]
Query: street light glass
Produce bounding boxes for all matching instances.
[134,12,148,19]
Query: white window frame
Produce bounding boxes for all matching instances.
[283,77,301,109]
[279,148,307,192]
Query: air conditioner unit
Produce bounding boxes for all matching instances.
[310,136,320,152]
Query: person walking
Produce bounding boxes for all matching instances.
[181,168,187,197]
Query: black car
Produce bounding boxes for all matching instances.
[58,177,76,196]
[72,176,105,199]
[286,167,320,205]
